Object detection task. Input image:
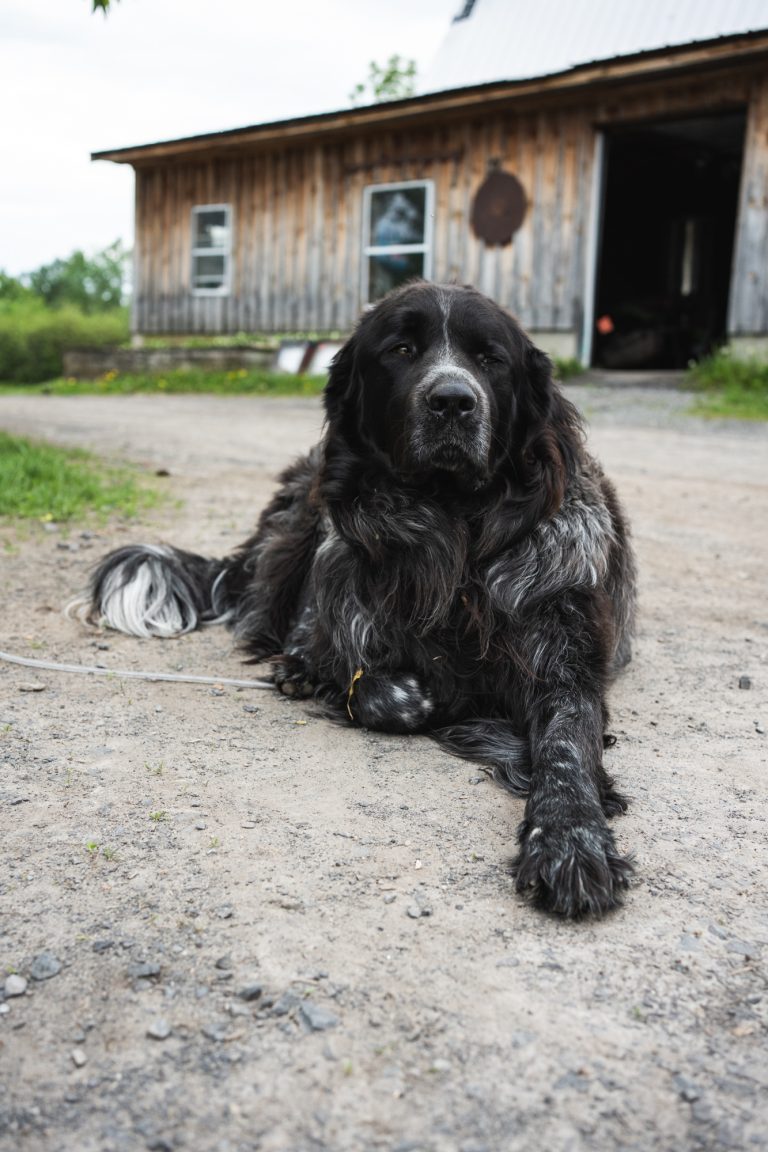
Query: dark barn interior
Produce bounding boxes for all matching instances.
[594,110,746,369]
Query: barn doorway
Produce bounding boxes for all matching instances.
[593,111,746,369]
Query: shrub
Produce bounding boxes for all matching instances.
[687,347,768,421]
[0,299,129,383]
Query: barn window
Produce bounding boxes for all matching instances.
[362,181,434,304]
[191,205,232,294]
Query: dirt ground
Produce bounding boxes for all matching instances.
[0,386,766,1152]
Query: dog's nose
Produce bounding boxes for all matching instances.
[425,379,478,419]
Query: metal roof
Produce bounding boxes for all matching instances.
[421,0,768,92]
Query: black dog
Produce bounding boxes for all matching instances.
[85,282,637,917]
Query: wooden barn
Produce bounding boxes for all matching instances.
[94,3,768,369]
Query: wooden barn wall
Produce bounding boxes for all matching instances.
[728,70,768,335]
[132,69,759,336]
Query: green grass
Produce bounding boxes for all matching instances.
[1,358,585,397]
[0,367,327,397]
[553,357,585,382]
[0,430,158,521]
[687,350,768,421]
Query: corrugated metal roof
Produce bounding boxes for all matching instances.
[421,0,768,92]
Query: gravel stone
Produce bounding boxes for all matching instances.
[146,1018,172,1041]
[236,983,263,1002]
[128,962,162,980]
[30,952,62,981]
[299,1001,339,1032]
[5,974,28,996]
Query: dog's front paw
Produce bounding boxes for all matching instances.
[272,656,316,699]
[348,671,435,732]
[511,815,633,918]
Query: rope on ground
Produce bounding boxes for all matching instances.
[0,649,274,690]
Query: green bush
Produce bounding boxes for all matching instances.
[0,299,129,383]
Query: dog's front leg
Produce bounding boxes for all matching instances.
[512,622,633,917]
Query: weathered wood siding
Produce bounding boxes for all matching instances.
[131,66,763,336]
[729,71,768,334]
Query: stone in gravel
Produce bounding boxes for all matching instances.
[201,1023,237,1042]
[383,893,397,905]
[128,961,161,980]
[18,682,46,693]
[236,983,263,1002]
[71,1047,87,1068]
[673,1073,700,1102]
[726,939,758,957]
[406,902,433,918]
[269,991,301,1017]
[5,974,27,997]
[738,675,752,689]
[242,704,259,713]
[214,955,233,970]
[146,1017,172,1040]
[215,903,234,920]
[92,939,114,953]
[30,952,62,981]
[299,1001,339,1032]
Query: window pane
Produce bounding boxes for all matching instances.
[194,209,228,250]
[369,187,426,248]
[193,254,226,289]
[368,252,425,301]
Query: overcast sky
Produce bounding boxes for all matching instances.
[0,0,459,277]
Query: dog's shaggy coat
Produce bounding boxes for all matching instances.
[86,283,637,917]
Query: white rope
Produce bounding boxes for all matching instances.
[0,649,274,690]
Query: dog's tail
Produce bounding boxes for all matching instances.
[73,543,240,638]
[432,720,532,796]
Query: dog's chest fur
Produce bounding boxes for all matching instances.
[303,458,615,703]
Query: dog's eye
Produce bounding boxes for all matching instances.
[477,352,494,367]
[390,343,413,358]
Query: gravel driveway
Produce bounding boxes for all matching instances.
[0,386,766,1152]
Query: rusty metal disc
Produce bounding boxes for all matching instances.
[471,170,527,246]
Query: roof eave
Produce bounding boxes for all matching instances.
[92,29,768,165]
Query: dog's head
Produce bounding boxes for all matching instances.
[325,281,581,512]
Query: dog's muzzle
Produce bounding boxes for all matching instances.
[409,367,491,479]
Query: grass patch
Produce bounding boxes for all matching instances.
[0,430,158,521]
[0,367,326,397]
[1,360,585,397]
[553,357,585,382]
[687,350,768,421]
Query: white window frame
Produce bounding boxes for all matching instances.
[190,204,232,296]
[361,180,435,305]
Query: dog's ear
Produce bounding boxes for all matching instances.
[519,343,583,517]
[324,334,360,427]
